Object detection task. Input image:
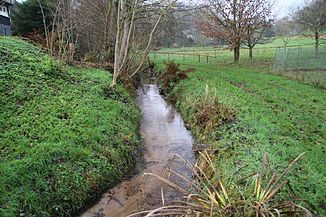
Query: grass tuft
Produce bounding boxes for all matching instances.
[129,153,312,217]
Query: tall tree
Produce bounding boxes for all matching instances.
[273,17,294,47]
[74,0,118,61]
[244,23,272,59]
[73,0,176,86]
[293,0,326,56]
[198,0,273,62]
[11,0,52,36]
[242,0,274,59]
[111,0,176,86]
[152,3,198,48]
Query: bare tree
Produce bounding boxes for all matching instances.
[198,0,274,62]
[111,0,176,86]
[293,0,326,56]
[280,35,291,47]
[74,0,118,62]
[243,0,274,59]
[38,0,78,63]
[39,0,176,86]
[273,17,294,47]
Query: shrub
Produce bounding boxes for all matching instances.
[159,60,195,94]
[83,52,99,63]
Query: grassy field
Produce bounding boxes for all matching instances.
[158,36,322,52]
[0,37,140,216]
[152,37,326,88]
[151,38,326,215]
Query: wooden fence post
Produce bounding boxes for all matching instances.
[297,46,301,70]
[206,56,208,63]
[198,55,201,63]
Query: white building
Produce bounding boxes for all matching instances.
[0,0,15,36]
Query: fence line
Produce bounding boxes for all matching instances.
[150,42,322,54]
[150,51,218,64]
[272,46,326,73]
[150,42,326,66]
[150,48,275,65]
[150,44,326,88]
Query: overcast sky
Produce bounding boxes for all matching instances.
[16,0,308,19]
[274,0,307,18]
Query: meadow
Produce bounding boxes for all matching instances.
[151,37,326,215]
[0,37,140,216]
[152,36,326,88]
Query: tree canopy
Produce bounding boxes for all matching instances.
[198,0,273,62]
[11,0,52,36]
[292,0,326,56]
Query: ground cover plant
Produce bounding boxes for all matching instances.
[151,37,326,215]
[0,37,140,216]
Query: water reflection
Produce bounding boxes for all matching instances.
[80,84,194,217]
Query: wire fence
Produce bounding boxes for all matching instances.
[272,45,326,88]
[150,44,305,66]
[150,43,326,88]
[152,51,219,65]
[150,48,277,66]
[272,45,326,72]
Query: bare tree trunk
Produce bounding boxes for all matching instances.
[112,0,134,87]
[129,2,175,78]
[112,0,121,87]
[111,0,176,86]
[234,46,240,63]
[37,0,50,55]
[249,46,253,59]
[118,6,131,66]
[314,31,319,57]
[119,0,140,72]
[38,0,77,63]
[103,2,113,61]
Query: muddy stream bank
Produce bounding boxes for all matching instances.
[80,84,195,217]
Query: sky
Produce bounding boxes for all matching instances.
[274,0,307,18]
[16,0,309,19]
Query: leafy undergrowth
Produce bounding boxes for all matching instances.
[0,37,140,216]
[158,61,195,94]
[153,56,325,215]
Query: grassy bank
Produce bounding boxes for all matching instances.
[0,37,140,216]
[152,40,326,215]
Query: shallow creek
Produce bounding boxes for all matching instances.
[80,84,195,217]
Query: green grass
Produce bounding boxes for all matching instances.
[157,36,323,52]
[152,38,326,215]
[0,37,140,216]
[151,37,326,88]
[255,36,317,47]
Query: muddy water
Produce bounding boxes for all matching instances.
[80,84,195,217]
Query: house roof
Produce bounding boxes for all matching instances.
[0,0,15,6]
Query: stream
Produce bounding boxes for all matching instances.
[80,84,195,217]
